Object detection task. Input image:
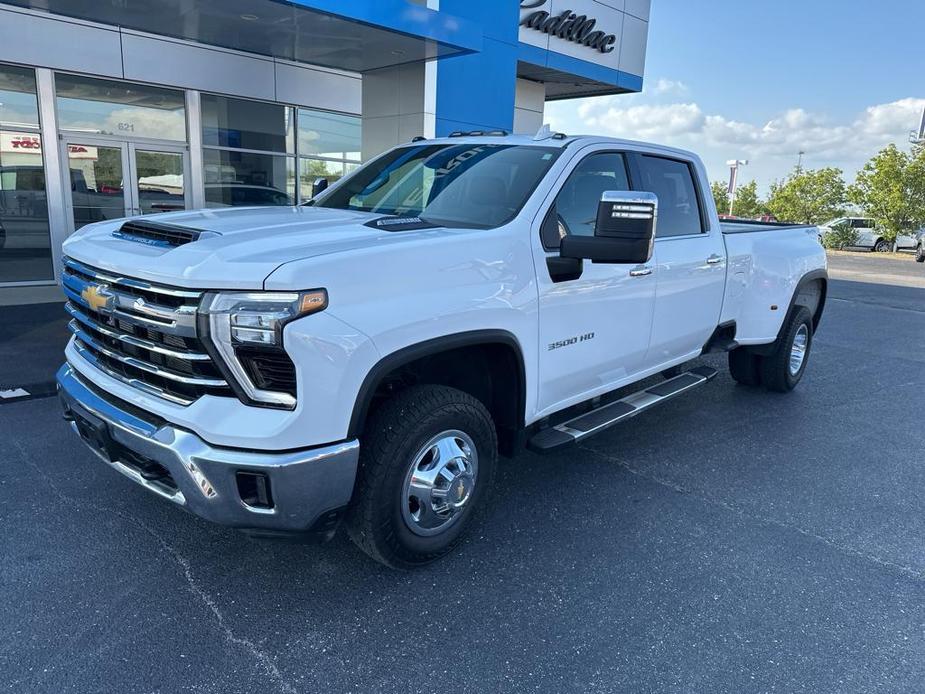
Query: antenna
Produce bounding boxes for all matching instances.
[533,124,553,141]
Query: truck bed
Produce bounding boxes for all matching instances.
[720,220,816,235]
[718,220,826,345]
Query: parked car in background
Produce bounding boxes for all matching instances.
[818,217,917,252]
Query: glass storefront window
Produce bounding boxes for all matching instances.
[55,74,186,141]
[297,109,361,161]
[0,64,40,130]
[202,95,294,154]
[1,64,52,283]
[298,158,359,199]
[203,149,294,207]
[0,130,53,282]
[200,95,360,206]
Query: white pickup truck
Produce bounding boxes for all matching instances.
[57,132,827,568]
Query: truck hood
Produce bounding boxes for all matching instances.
[62,206,429,289]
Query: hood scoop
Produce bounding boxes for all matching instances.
[112,220,220,248]
[364,216,440,232]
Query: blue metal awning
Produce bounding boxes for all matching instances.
[4,0,482,73]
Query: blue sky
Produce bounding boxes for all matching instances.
[546,0,925,193]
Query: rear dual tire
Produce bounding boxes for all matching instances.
[728,306,814,393]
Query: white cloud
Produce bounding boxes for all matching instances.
[579,102,704,140]
[650,78,689,97]
[548,94,925,190]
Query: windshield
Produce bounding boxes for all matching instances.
[312,143,562,229]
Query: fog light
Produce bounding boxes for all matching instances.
[236,471,274,510]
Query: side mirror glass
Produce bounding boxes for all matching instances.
[312,177,329,197]
[560,191,658,264]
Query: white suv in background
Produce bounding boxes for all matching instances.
[821,217,918,252]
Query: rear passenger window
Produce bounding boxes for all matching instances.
[545,152,629,248]
[636,155,704,237]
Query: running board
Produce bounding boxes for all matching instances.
[527,366,718,453]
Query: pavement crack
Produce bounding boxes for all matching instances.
[10,438,299,694]
[579,443,925,584]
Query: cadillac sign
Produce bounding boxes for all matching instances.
[520,0,617,54]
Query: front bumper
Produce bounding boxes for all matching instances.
[57,364,359,535]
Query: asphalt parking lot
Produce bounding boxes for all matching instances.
[2,253,923,693]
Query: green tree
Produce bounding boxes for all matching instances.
[848,143,925,245]
[819,220,860,250]
[730,180,765,218]
[710,180,729,215]
[766,167,846,224]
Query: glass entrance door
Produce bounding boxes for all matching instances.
[62,139,189,232]
[134,147,187,215]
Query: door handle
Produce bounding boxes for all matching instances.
[629,265,653,277]
[706,254,724,265]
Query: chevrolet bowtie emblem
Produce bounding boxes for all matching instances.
[81,284,114,313]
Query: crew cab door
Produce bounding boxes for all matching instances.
[628,153,726,365]
[533,150,657,418]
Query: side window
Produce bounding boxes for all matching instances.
[544,152,629,248]
[636,155,704,237]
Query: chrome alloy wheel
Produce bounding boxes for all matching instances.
[789,323,809,376]
[401,430,478,537]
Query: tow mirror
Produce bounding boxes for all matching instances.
[312,177,329,197]
[560,191,658,265]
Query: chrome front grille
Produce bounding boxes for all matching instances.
[62,257,231,405]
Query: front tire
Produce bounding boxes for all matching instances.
[874,238,891,253]
[916,243,925,263]
[759,306,814,393]
[345,385,497,569]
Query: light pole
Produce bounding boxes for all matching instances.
[725,159,748,216]
[911,106,925,145]
[797,150,805,172]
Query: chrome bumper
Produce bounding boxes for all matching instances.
[57,364,359,534]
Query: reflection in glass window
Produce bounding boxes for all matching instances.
[202,95,294,153]
[552,153,630,244]
[55,74,186,141]
[297,108,361,202]
[136,150,186,215]
[636,155,704,237]
[0,63,40,130]
[298,109,361,161]
[299,159,346,200]
[203,149,294,208]
[315,144,561,229]
[0,64,52,283]
[1,132,53,282]
[66,143,126,229]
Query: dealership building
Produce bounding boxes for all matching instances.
[0,0,649,296]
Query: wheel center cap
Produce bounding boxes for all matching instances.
[445,473,473,509]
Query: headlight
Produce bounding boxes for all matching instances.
[201,290,328,409]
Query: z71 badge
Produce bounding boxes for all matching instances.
[548,332,595,351]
